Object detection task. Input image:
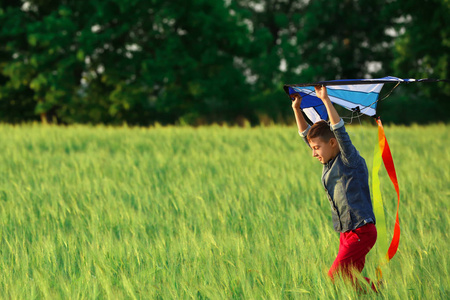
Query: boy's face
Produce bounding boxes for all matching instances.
[309,137,339,164]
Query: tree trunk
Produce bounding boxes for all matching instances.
[40,112,48,124]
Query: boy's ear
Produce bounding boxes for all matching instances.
[329,137,338,147]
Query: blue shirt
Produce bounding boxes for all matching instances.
[299,119,376,232]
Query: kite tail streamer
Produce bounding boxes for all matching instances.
[372,143,388,274]
[372,118,401,279]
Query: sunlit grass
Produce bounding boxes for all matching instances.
[0,123,448,298]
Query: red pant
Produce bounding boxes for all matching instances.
[328,223,377,286]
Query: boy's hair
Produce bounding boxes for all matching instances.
[307,120,336,142]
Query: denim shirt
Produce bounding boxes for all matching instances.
[299,119,376,232]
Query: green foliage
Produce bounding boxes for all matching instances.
[388,0,450,123]
[298,0,397,80]
[0,124,449,298]
[0,0,448,125]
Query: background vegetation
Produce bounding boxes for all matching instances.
[0,124,448,298]
[1,0,449,125]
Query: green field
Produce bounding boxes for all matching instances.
[0,123,448,299]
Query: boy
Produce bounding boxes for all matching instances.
[291,86,377,290]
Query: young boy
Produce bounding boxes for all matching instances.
[291,86,377,289]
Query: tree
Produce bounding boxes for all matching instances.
[0,0,258,125]
[0,0,448,125]
[385,0,450,123]
[232,0,401,123]
[0,0,40,122]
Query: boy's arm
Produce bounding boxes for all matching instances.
[291,93,309,132]
[332,122,359,167]
[291,93,311,146]
[315,86,359,166]
[314,86,340,125]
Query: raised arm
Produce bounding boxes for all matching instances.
[315,86,360,166]
[314,86,340,125]
[291,93,309,133]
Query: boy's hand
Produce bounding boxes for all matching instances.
[314,85,330,101]
[291,93,302,109]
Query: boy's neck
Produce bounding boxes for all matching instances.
[325,149,340,164]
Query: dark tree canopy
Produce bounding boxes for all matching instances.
[0,0,449,125]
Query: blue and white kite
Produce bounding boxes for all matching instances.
[283,76,447,123]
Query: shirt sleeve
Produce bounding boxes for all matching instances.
[298,125,311,148]
[331,118,345,131]
[331,119,359,167]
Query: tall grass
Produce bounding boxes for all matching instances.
[0,123,448,299]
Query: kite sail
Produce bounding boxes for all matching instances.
[283,76,447,123]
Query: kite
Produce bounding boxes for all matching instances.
[283,76,447,124]
[283,76,448,279]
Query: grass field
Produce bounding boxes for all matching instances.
[0,123,448,299]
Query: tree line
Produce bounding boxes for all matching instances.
[0,0,449,125]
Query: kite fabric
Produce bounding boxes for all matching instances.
[375,118,401,262]
[371,143,388,261]
[372,118,401,279]
[283,76,447,124]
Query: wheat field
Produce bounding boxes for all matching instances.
[0,123,448,299]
